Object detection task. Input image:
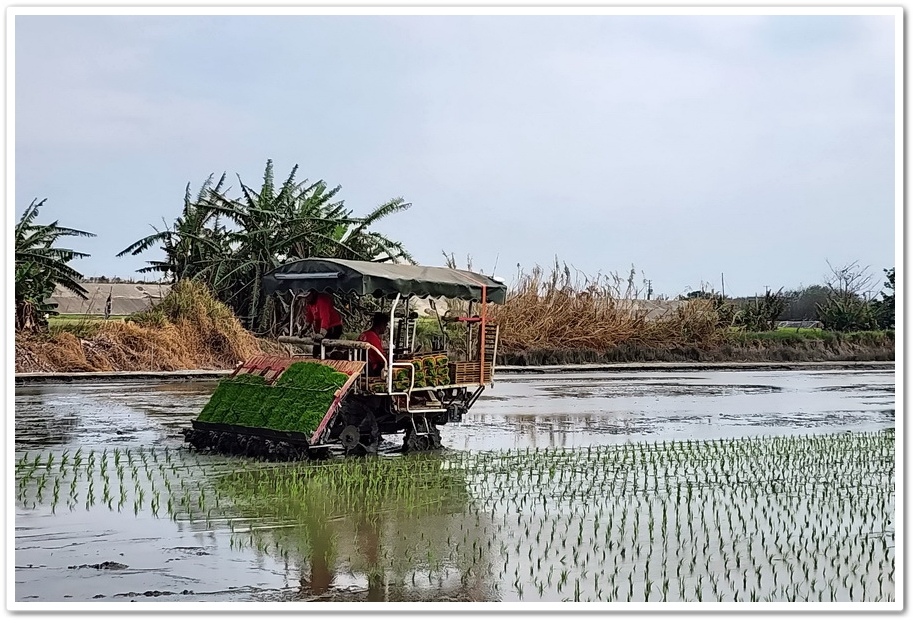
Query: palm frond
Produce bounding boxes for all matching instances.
[14,198,47,239]
[43,224,96,239]
[103,159,414,334]
[259,159,275,208]
[116,229,170,257]
[363,197,412,226]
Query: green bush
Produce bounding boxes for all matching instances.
[735,290,786,332]
[872,268,895,330]
[816,294,877,332]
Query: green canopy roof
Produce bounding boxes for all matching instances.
[262,258,507,304]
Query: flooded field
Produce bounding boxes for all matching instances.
[13,368,896,604]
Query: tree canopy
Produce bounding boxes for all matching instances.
[15,198,95,331]
[118,160,413,333]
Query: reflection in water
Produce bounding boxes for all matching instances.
[206,455,492,601]
[15,370,896,454]
[15,388,83,447]
[14,430,896,603]
[14,382,211,450]
[505,411,649,447]
[540,381,784,400]
[14,369,896,602]
[15,410,80,447]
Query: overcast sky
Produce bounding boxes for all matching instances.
[14,13,896,298]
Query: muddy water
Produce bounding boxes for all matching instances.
[446,368,895,450]
[14,368,896,604]
[15,369,894,452]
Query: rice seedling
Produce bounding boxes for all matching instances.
[13,429,894,603]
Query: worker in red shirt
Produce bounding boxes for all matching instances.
[301,289,344,358]
[358,312,389,376]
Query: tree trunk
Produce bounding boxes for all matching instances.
[248,271,262,333]
[16,300,37,332]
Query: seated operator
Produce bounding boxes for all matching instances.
[358,312,389,376]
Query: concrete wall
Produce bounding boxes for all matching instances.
[48,283,171,316]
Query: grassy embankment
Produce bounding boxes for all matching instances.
[442,264,894,365]
[494,328,894,365]
[16,269,894,373]
[48,314,129,326]
[411,316,894,365]
[15,280,271,373]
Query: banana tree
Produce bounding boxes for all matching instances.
[335,198,414,263]
[116,173,230,282]
[119,160,415,334]
[15,199,95,331]
[199,160,414,333]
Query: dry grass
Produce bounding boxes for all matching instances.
[487,261,727,352]
[16,265,893,374]
[483,262,892,364]
[15,280,262,373]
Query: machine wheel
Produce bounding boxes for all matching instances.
[403,430,430,453]
[336,398,381,455]
[340,425,361,452]
[402,419,442,453]
[358,412,380,455]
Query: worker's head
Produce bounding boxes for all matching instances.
[371,312,389,332]
[304,289,318,304]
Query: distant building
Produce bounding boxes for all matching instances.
[777,320,823,330]
[47,283,171,316]
[47,282,690,321]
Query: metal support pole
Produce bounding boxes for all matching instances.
[387,294,400,394]
[288,290,296,337]
[479,285,487,385]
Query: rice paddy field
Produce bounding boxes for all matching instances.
[13,367,897,605]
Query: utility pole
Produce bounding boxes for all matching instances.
[647,280,653,300]
[721,273,725,298]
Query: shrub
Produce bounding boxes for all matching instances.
[817,294,877,332]
[735,290,786,332]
